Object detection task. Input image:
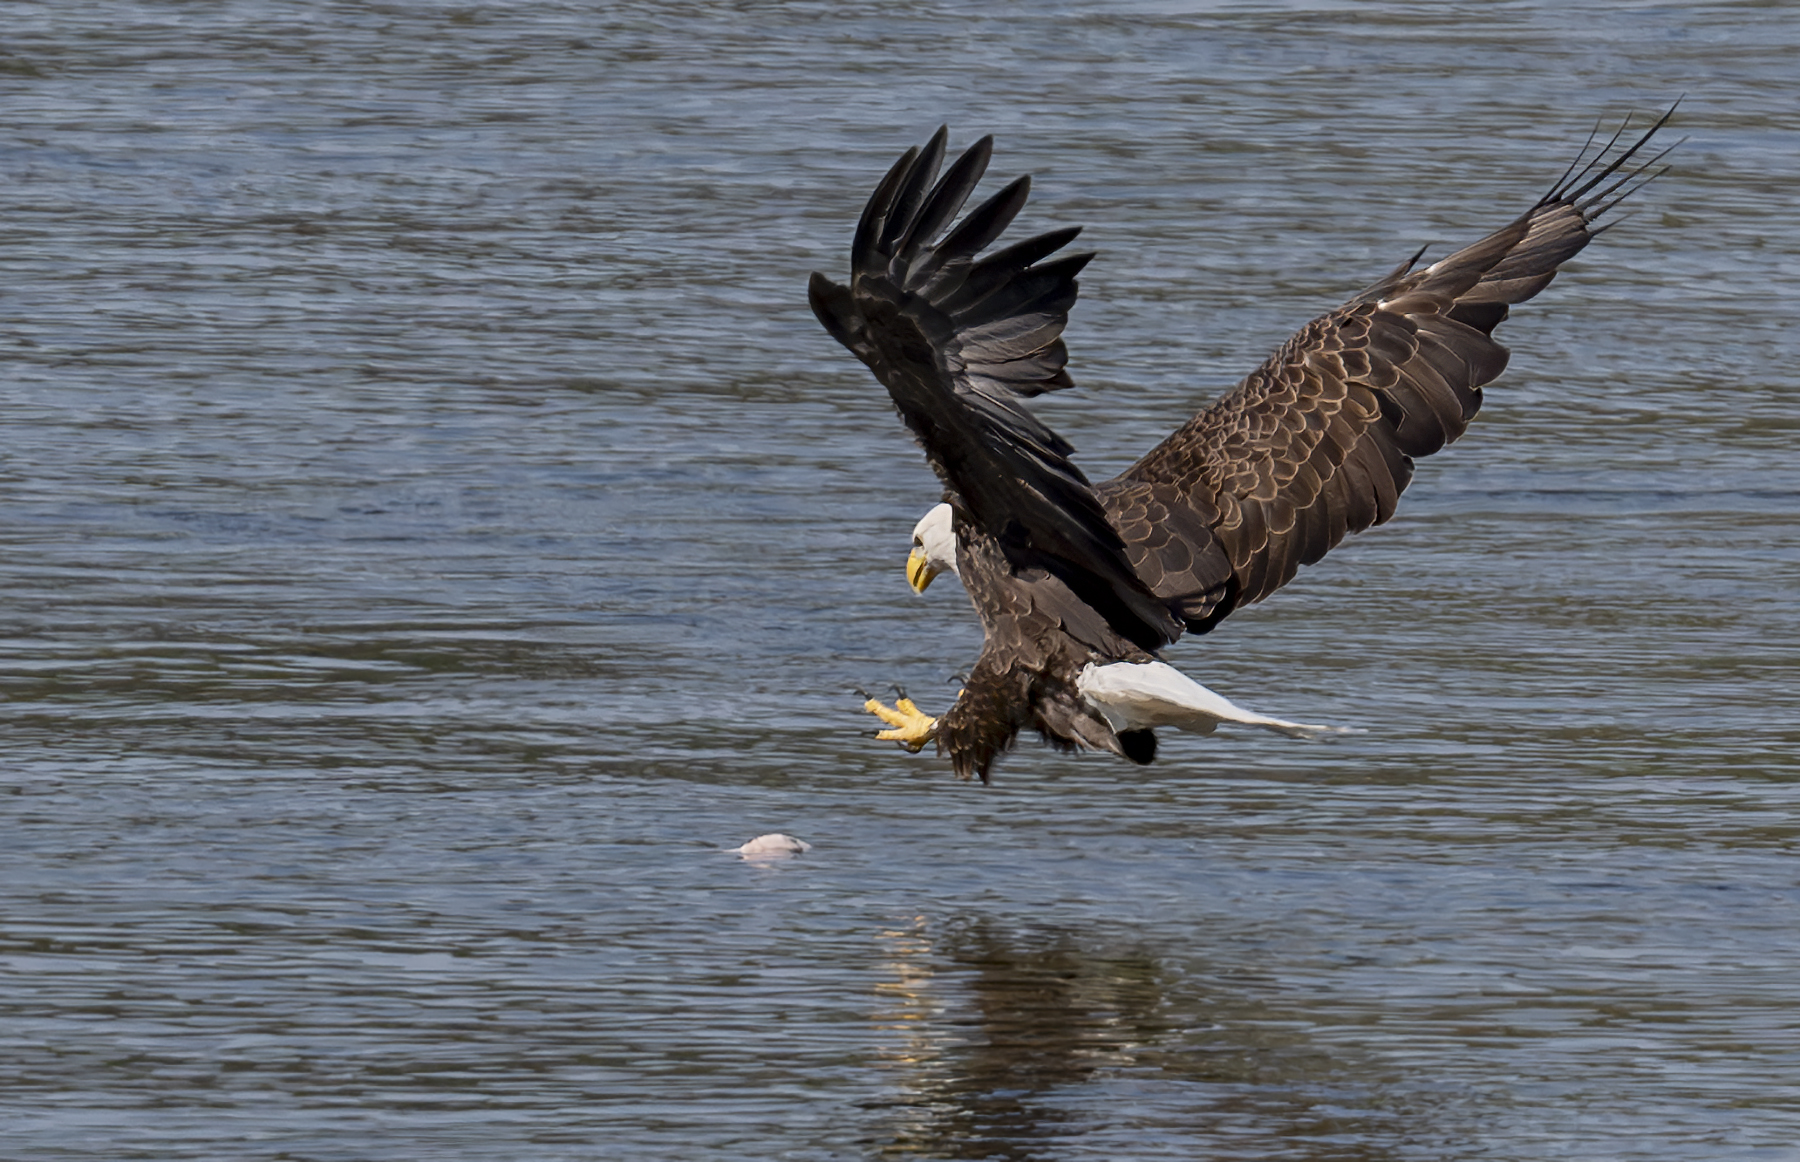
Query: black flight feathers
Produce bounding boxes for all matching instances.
[809,127,1181,652]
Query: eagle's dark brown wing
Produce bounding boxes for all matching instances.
[809,129,1180,652]
[1113,109,1678,633]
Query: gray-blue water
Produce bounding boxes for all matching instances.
[2,2,1797,1158]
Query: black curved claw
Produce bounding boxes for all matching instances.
[947,672,968,686]
[889,682,908,700]
[853,686,874,701]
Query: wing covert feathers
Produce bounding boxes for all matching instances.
[1121,107,1676,625]
[810,128,1180,652]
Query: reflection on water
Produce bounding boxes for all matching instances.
[875,918,1158,1154]
[873,917,1408,1160]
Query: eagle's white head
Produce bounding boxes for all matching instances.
[906,503,958,593]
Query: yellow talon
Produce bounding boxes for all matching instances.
[863,695,938,753]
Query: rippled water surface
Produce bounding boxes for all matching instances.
[3,2,1798,1158]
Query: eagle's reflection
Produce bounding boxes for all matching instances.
[870,916,1406,1159]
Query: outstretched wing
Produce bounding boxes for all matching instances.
[810,129,1181,652]
[1116,109,1679,633]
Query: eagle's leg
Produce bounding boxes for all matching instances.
[862,693,938,753]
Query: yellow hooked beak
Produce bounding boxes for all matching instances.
[906,547,942,594]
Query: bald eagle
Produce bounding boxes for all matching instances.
[809,113,1675,782]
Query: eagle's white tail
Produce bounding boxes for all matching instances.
[1077,661,1353,739]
